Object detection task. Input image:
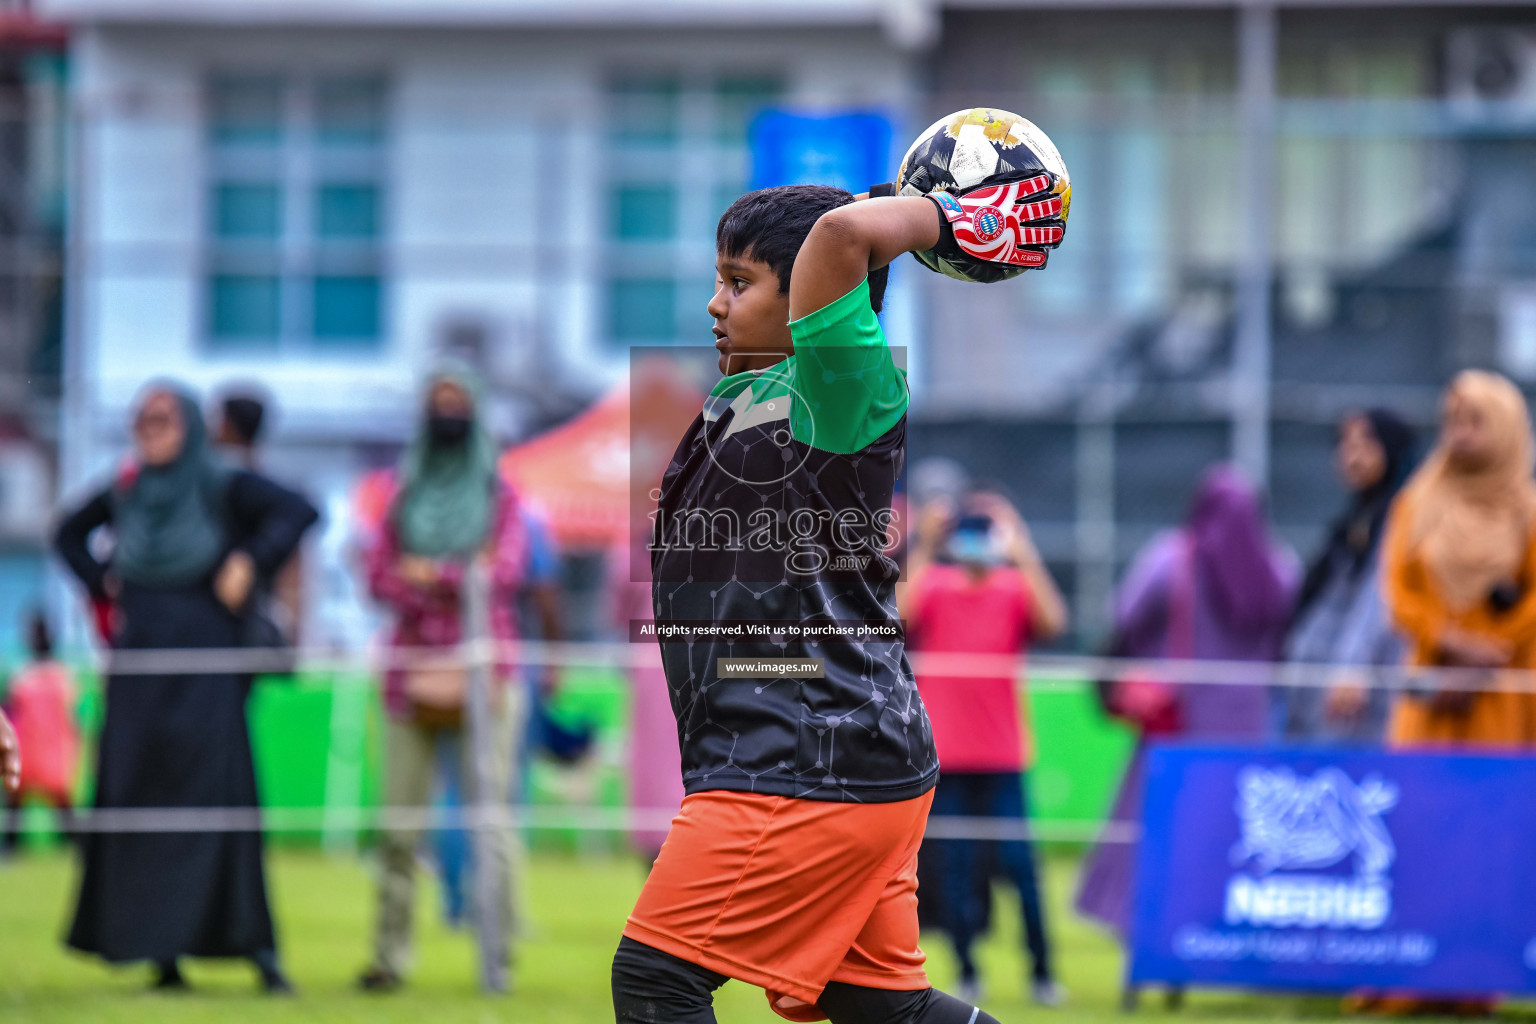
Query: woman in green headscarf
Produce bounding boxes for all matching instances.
[359,367,529,993]
[393,367,499,560]
[53,381,318,993]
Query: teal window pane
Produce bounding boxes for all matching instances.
[317,77,386,145]
[316,183,379,239]
[715,76,780,143]
[611,77,679,144]
[214,183,281,239]
[210,76,283,146]
[713,183,745,221]
[609,278,675,341]
[313,275,381,340]
[613,186,674,240]
[681,277,715,332]
[210,274,280,340]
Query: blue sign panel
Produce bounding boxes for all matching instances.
[1132,746,1536,995]
[749,110,892,194]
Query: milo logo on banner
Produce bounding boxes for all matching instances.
[1224,767,1398,930]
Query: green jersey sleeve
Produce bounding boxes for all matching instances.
[786,278,909,455]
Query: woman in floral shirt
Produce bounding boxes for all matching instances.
[359,366,527,993]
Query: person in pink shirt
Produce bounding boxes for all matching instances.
[903,490,1068,1007]
[3,613,79,852]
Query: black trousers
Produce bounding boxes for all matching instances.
[930,771,1053,982]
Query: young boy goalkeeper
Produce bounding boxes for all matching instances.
[614,180,1062,1024]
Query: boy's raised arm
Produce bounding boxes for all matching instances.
[787,197,941,321]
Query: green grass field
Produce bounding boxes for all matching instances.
[0,847,1427,1024]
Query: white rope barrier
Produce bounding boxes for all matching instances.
[28,638,1533,693]
[19,804,1140,844]
[4,643,1470,846]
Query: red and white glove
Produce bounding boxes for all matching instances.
[925,173,1065,270]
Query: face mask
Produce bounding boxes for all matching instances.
[427,413,472,447]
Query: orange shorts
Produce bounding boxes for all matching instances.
[623,788,934,1022]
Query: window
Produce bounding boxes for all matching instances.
[604,73,781,348]
[611,77,680,145]
[313,275,381,341]
[210,76,283,146]
[713,76,780,144]
[214,183,281,238]
[210,275,281,343]
[613,186,675,241]
[316,78,386,145]
[204,74,387,352]
[316,184,379,239]
[609,279,676,341]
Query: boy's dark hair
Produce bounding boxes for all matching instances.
[717,185,889,315]
[26,609,52,660]
[220,392,267,447]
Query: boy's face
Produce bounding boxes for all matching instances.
[709,252,792,376]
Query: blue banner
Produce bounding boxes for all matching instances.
[1131,745,1536,995]
[749,110,892,194]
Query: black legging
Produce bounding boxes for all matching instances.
[612,937,1002,1024]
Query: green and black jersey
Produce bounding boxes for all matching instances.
[651,278,939,803]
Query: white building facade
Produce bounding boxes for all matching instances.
[42,0,923,644]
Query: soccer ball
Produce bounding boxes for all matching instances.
[896,107,1071,283]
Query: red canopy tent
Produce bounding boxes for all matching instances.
[500,361,703,551]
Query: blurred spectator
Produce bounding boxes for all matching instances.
[213,387,305,651]
[53,383,317,993]
[904,490,1067,1007]
[3,611,78,853]
[1383,370,1536,749]
[358,366,526,993]
[1362,371,1536,1018]
[516,506,578,770]
[0,708,17,795]
[214,389,268,469]
[1279,410,1415,744]
[1077,466,1296,941]
[609,537,683,864]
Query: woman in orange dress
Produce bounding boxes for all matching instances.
[1382,370,1536,750]
[1372,370,1536,1015]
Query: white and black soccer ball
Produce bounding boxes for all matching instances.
[896,107,1072,283]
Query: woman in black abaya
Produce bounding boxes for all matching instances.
[53,384,318,992]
